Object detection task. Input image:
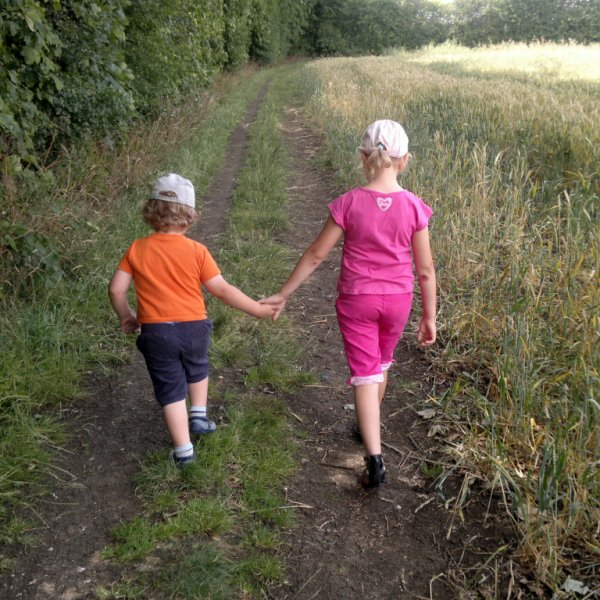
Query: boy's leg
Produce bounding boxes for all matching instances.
[188,377,208,407]
[163,399,195,465]
[163,399,191,445]
[354,383,381,456]
[180,321,215,435]
[188,377,216,434]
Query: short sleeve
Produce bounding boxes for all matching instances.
[328,194,346,230]
[198,245,221,283]
[117,244,134,274]
[414,197,433,231]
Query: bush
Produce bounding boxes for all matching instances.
[125,0,227,116]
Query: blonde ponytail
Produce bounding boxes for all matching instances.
[363,146,392,181]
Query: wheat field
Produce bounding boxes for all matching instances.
[300,43,600,588]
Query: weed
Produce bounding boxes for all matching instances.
[161,546,235,599]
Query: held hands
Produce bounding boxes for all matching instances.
[259,293,287,321]
[417,317,436,347]
[255,302,279,321]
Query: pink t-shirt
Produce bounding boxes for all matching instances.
[328,187,432,295]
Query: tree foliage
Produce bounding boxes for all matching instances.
[1,2,57,164]
[310,0,449,56]
[1,0,133,170]
[125,0,227,116]
[452,0,600,46]
[48,2,134,139]
[0,0,314,168]
[1,0,599,170]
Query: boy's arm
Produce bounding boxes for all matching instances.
[262,216,343,312]
[108,269,139,333]
[411,228,436,346]
[204,275,276,320]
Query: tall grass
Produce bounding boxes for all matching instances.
[298,44,599,590]
[403,41,600,84]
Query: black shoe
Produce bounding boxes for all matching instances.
[365,454,386,488]
[189,415,217,434]
[169,449,197,469]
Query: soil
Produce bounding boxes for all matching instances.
[1,87,523,599]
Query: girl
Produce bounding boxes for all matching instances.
[262,120,436,487]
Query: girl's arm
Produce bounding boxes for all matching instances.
[412,227,437,346]
[108,269,139,333]
[204,275,276,320]
[262,216,343,318]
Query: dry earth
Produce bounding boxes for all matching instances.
[0,86,522,600]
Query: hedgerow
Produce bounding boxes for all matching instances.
[0,0,314,170]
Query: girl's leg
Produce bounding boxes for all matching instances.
[336,295,383,451]
[378,370,388,405]
[163,399,191,447]
[377,293,413,405]
[354,383,381,456]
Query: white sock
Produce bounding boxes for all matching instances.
[190,406,208,419]
[174,442,194,458]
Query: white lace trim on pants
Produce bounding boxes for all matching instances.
[350,374,385,386]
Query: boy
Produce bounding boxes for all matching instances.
[109,173,275,467]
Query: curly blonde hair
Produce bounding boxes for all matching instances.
[143,198,198,231]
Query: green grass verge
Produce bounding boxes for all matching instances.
[95,64,312,599]
[0,67,271,554]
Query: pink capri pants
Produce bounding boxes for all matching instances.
[335,293,413,386]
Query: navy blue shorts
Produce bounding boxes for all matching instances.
[136,320,212,407]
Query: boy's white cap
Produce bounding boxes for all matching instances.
[360,119,409,158]
[151,173,195,208]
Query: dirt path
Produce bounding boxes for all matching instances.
[0,86,268,600]
[1,85,515,600]
[266,107,515,599]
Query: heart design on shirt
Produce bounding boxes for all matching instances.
[377,197,393,212]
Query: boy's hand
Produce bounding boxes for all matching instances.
[417,317,436,346]
[120,313,139,334]
[255,303,278,321]
[259,294,287,321]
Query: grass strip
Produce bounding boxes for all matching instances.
[96,64,311,599]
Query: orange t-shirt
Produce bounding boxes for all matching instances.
[117,233,221,323]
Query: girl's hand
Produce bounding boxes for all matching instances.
[259,294,287,321]
[417,317,436,346]
[255,302,279,321]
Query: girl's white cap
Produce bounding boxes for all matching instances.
[151,173,195,208]
[360,120,409,158]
